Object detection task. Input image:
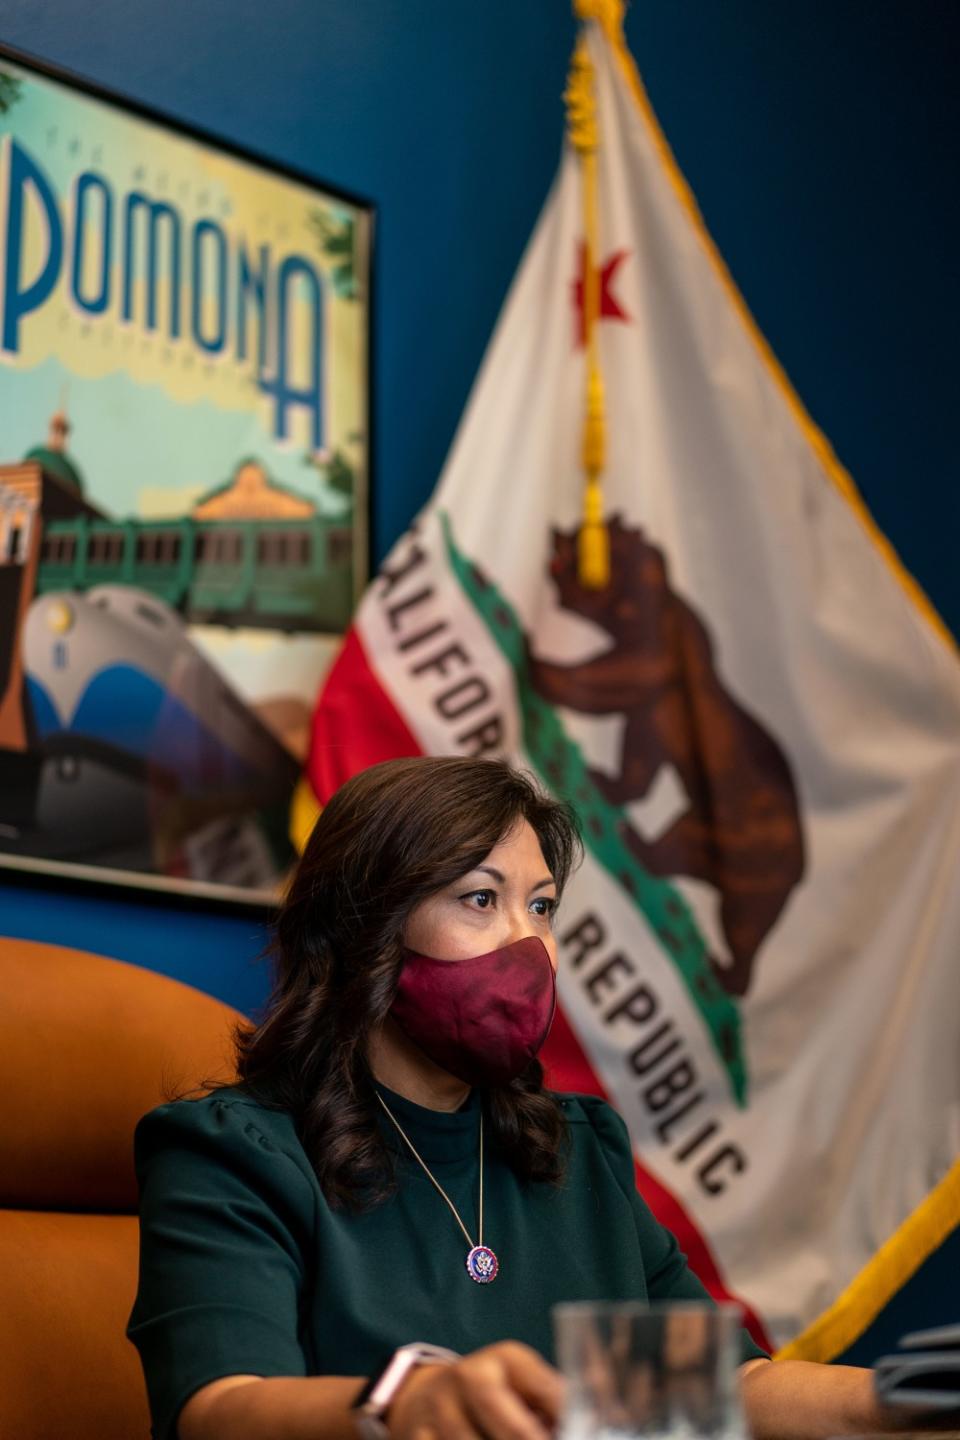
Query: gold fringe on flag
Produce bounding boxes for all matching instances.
[567,3,620,587]
[289,772,322,854]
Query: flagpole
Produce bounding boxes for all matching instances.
[567,0,624,588]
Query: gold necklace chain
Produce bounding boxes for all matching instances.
[375,1092,484,1250]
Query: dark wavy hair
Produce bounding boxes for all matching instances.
[235,756,582,1210]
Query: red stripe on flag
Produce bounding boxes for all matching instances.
[542,1003,773,1354]
[307,627,424,803]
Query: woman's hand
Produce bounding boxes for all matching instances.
[388,1341,566,1440]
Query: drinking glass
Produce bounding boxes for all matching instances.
[553,1301,748,1440]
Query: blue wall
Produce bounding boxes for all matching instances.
[1,0,957,1361]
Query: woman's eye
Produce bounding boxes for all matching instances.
[462,889,495,909]
[531,897,558,919]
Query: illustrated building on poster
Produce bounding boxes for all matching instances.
[0,439,355,634]
[0,413,103,752]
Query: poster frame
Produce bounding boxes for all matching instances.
[0,39,375,909]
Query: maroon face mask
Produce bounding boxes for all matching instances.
[390,935,557,1087]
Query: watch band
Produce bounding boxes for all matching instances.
[353,1342,460,1440]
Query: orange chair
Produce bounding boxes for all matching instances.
[0,936,246,1440]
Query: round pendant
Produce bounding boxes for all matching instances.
[466,1244,499,1284]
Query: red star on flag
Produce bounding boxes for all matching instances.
[572,244,631,348]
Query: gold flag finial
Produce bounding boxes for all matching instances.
[573,0,626,40]
[567,14,610,587]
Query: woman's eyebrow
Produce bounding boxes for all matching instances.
[473,865,505,882]
[469,866,556,892]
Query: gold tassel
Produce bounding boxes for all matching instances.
[567,18,611,588]
[579,368,610,586]
[579,478,610,587]
[583,366,605,476]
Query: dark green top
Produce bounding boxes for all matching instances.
[129,1086,766,1440]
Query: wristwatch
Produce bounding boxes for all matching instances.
[352,1342,460,1440]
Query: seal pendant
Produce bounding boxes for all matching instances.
[466,1245,499,1283]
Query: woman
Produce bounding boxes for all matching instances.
[129,757,901,1440]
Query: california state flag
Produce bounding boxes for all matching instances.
[301,3,960,1354]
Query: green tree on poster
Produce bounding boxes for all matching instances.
[0,71,23,113]
[309,208,359,300]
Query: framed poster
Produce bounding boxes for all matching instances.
[0,45,372,904]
